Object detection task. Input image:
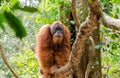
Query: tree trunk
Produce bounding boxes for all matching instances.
[56,0,102,77]
[90,27,101,78]
[52,0,120,77]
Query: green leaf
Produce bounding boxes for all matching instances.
[0,24,4,29]
[10,1,38,13]
[113,0,120,4]
[100,0,105,3]
[11,1,21,10]
[4,11,26,38]
[0,13,5,30]
[20,6,38,13]
[0,0,2,3]
[116,7,120,13]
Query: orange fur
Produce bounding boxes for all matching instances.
[36,21,70,78]
[52,35,63,45]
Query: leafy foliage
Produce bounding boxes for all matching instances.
[101,27,120,77]
[0,0,39,38]
[10,48,39,78]
[100,0,120,77]
[4,11,26,38]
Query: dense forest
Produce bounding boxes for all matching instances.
[0,0,120,78]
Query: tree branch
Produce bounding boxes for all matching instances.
[53,0,101,77]
[54,0,120,77]
[53,11,99,77]
[85,36,96,78]
[0,44,18,78]
[53,63,73,78]
[101,12,120,31]
[71,0,81,27]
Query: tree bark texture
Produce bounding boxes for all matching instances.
[49,0,120,78]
